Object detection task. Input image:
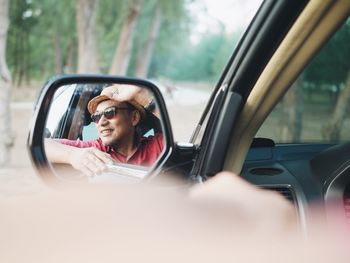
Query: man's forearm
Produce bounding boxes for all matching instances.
[44,139,75,164]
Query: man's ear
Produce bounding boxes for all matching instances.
[131,110,141,126]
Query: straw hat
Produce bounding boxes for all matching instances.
[87,85,146,121]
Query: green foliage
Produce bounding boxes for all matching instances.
[304,19,350,88]
[6,0,238,84]
[7,0,39,84]
[151,31,237,81]
[7,0,76,82]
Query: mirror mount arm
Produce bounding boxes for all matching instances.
[156,142,199,181]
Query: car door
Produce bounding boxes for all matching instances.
[183,0,349,228]
[185,0,311,179]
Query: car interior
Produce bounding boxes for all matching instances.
[219,0,350,230]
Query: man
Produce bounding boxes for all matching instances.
[45,84,163,176]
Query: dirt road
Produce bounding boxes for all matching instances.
[0,102,45,195]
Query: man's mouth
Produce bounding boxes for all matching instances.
[100,129,113,136]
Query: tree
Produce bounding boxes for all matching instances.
[304,21,350,89]
[76,0,100,73]
[6,0,76,80]
[152,30,235,81]
[279,77,304,142]
[322,72,350,140]
[134,3,161,77]
[49,0,76,74]
[132,0,191,79]
[109,0,143,75]
[8,0,38,86]
[0,0,14,165]
[304,20,350,141]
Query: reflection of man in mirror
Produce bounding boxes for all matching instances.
[45,85,163,176]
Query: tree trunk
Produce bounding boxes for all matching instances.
[109,0,143,75]
[64,39,75,73]
[24,30,30,85]
[0,0,14,166]
[76,0,100,73]
[135,5,162,78]
[280,77,303,142]
[53,30,63,74]
[322,72,350,140]
[17,29,24,86]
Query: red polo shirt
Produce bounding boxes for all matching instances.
[59,133,163,166]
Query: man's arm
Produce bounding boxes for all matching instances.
[45,139,115,176]
[104,84,159,117]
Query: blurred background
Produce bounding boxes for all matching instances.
[1,0,349,193]
[0,0,261,192]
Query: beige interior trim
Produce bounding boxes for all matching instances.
[224,0,350,173]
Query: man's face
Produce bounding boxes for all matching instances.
[93,100,140,147]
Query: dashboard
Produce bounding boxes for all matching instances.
[242,142,350,230]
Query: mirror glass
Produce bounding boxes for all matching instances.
[44,82,165,184]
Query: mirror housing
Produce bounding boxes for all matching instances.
[27,75,174,185]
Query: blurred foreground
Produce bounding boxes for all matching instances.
[0,172,349,263]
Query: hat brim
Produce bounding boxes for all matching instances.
[87,95,111,114]
[87,95,146,121]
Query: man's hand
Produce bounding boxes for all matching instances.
[45,139,115,177]
[103,84,152,109]
[68,147,115,177]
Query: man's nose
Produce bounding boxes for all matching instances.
[98,115,109,125]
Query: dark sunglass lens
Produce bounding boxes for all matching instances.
[104,107,116,119]
[91,113,102,123]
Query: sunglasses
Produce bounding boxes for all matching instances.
[91,106,131,123]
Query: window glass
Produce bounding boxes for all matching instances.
[45,85,75,137]
[257,19,350,144]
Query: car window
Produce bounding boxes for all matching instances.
[45,84,75,137]
[256,19,350,144]
[164,0,263,142]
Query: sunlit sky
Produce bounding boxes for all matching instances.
[188,0,263,43]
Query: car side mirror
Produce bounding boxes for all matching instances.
[27,75,174,185]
